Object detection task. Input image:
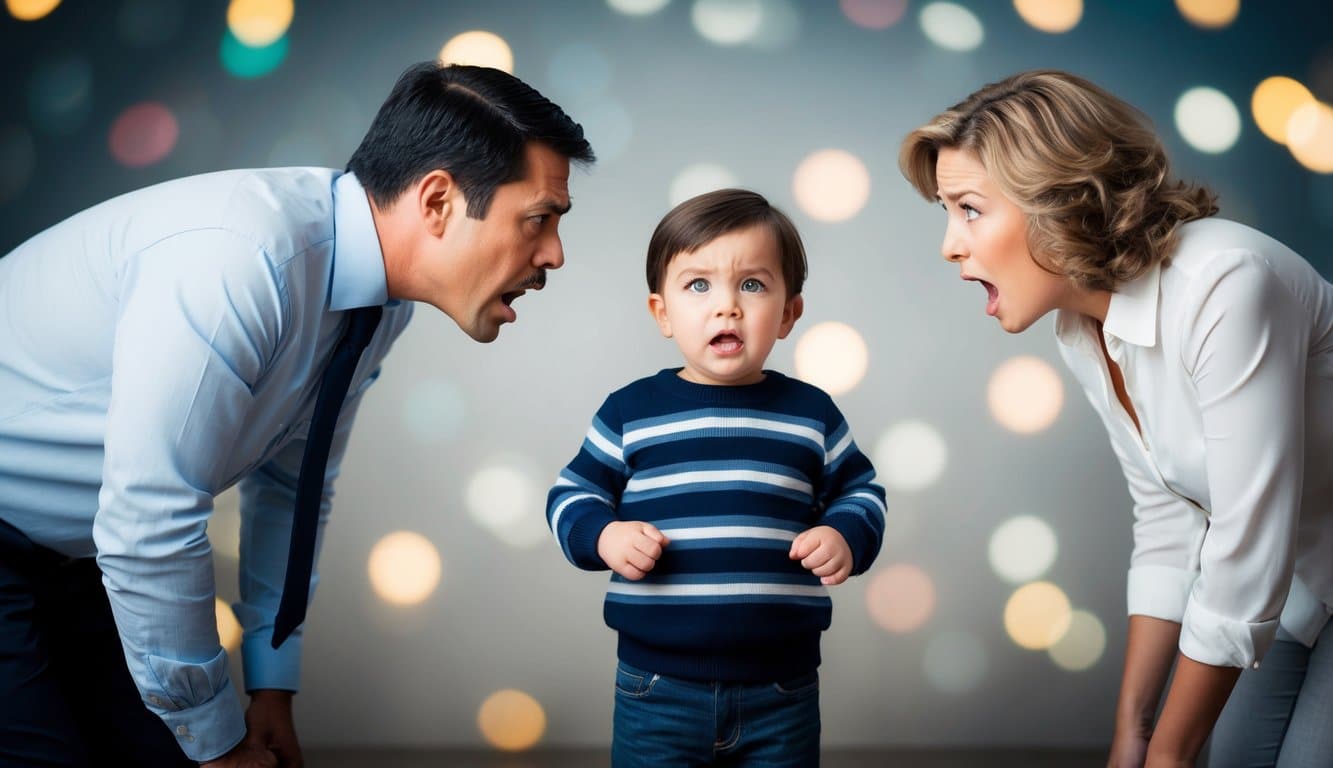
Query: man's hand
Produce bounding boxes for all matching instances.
[789,526,852,585]
[597,521,669,580]
[242,690,303,767]
[200,743,278,768]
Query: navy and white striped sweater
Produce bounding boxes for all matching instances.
[547,368,886,682]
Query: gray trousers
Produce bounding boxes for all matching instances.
[1208,621,1333,768]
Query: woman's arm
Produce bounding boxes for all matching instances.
[1109,615,1181,767]
[1145,655,1240,766]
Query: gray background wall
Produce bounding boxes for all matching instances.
[2,0,1330,751]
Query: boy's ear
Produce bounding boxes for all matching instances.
[647,293,673,338]
[417,170,458,237]
[777,294,804,339]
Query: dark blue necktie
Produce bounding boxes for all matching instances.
[272,305,383,648]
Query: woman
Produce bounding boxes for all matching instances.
[899,70,1332,767]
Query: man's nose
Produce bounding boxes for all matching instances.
[536,233,565,271]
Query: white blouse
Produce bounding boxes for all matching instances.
[1055,218,1333,669]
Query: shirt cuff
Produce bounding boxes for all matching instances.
[1179,596,1279,669]
[243,630,303,692]
[145,666,246,761]
[821,508,877,576]
[1126,564,1197,621]
[1280,575,1333,647]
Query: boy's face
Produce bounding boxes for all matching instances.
[648,225,803,386]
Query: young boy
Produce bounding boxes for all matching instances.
[546,189,885,767]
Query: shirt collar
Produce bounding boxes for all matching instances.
[1054,262,1161,353]
[330,171,388,311]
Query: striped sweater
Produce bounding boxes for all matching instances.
[547,368,886,682]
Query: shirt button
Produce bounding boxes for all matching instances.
[149,695,163,705]
[176,725,189,735]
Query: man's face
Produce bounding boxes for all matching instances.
[435,142,572,342]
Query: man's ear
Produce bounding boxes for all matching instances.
[417,170,458,237]
[647,293,672,338]
[777,294,804,339]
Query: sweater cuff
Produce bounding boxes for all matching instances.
[566,512,616,571]
[1179,597,1278,669]
[821,509,877,576]
[1126,564,1197,621]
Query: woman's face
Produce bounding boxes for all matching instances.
[934,148,1071,333]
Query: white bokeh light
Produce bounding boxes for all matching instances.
[368,531,443,606]
[691,0,763,45]
[873,420,948,493]
[1004,581,1072,651]
[608,0,670,15]
[1048,609,1107,671]
[466,459,550,549]
[988,515,1058,584]
[402,377,467,444]
[920,2,984,52]
[792,148,871,223]
[439,30,514,73]
[1174,86,1242,154]
[987,356,1064,434]
[793,321,869,396]
[922,630,989,693]
[669,162,740,207]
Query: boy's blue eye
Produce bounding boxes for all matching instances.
[687,278,709,293]
[741,278,765,293]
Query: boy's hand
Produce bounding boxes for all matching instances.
[597,521,669,581]
[790,525,853,585]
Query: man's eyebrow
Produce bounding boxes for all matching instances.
[535,197,572,215]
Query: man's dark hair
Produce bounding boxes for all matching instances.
[347,62,595,218]
[647,189,808,298]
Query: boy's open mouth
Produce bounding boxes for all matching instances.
[710,332,743,354]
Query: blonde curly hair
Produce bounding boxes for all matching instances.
[899,70,1218,291]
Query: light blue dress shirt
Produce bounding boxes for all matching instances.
[0,168,413,761]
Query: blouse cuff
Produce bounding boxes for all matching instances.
[1280,575,1333,648]
[1179,597,1278,669]
[1126,564,1197,621]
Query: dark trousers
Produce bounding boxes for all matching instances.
[0,517,193,767]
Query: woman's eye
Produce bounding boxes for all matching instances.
[962,205,980,221]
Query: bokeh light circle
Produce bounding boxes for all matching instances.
[873,420,948,493]
[691,0,763,46]
[439,30,514,73]
[210,486,242,560]
[221,30,288,79]
[7,0,59,20]
[1004,581,1072,650]
[792,148,871,222]
[866,563,937,634]
[226,0,293,47]
[1287,101,1333,173]
[466,459,549,549]
[920,2,984,52]
[1048,609,1107,671]
[402,377,468,444]
[1013,0,1082,33]
[669,162,739,207]
[117,0,183,47]
[0,125,36,203]
[988,515,1058,584]
[1251,76,1316,145]
[215,597,242,653]
[1174,86,1242,154]
[608,0,670,15]
[478,689,546,751]
[1174,0,1239,29]
[840,0,908,29]
[109,102,179,168]
[986,356,1064,434]
[793,321,869,396]
[28,54,93,135]
[367,531,443,605]
[922,630,989,693]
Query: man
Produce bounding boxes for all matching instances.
[0,62,594,766]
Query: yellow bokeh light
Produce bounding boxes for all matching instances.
[439,30,514,74]
[6,0,60,20]
[215,597,242,653]
[1287,101,1333,174]
[1252,77,1316,145]
[1004,581,1072,651]
[1012,0,1082,33]
[478,689,546,751]
[792,148,871,222]
[226,0,294,47]
[368,531,443,605]
[987,356,1064,434]
[1174,0,1239,28]
[866,563,937,634]
[793,321,869,396]
[1048,609,1106,671]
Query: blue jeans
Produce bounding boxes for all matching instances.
[1209,621,1333,767]
[611,661,820,767]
